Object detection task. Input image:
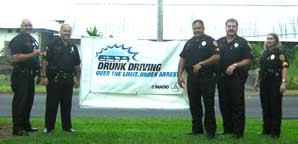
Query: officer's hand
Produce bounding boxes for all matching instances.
[280,82,286,93]
[225,64,236,76]
[32,48,40,57]
[74,79,80,88]
[193,64,202,73]
[178,77,185,88]
[41,77,48,85]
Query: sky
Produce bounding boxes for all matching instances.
[1,0,298,40]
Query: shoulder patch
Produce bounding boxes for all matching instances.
[279,54,285,61]
[282,61,289,67]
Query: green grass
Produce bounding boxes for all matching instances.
[0,118,298,144]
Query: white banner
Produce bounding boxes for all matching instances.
[79,37,188,109]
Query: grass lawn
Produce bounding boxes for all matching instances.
[0,118,298,144]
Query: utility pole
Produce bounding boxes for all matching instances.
[157,0,163,41]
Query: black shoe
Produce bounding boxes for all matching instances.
[232,134,243,139]
[25,127,38,133]
[217,131,232,135]
[13,130,29,136]
[271,134,280,138]
[185,131,203,135]
[258,132,270,135]
[43,128,53,133]
[207,134,215,139]
[64,128,75,132]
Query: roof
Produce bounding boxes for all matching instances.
[0,19,60,32]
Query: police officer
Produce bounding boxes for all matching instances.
[178,19,220,139]
[217,18,253,138]
[259,33,288,138]
[41,24,81,133]
[9,19,39,136]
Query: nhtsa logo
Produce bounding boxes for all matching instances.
[170,82,180,92]
[96,44,138,62]
[151,85,169,89]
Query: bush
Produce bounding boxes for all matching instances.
[0,56,11,65]
[286,46,298,89]
[250,42,263,69]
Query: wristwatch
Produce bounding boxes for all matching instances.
[282,79,287,83]
[233,63,238,68]
[198,62,204,67]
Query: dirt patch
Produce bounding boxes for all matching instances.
[0,122,12,139]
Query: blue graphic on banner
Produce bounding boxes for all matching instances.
[95,44,138,62]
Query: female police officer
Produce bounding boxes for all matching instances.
[259,33,289,138]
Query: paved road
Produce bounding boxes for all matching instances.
[0,93,297,118]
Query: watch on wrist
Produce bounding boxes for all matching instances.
[282,79,287,83]
[198,62,204,67]
[233,63,238,68]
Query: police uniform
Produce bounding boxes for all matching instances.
[9,32,39,135]
[217,36,253,137]
[180,35,218,136]
[44,37,80,131]
[259,48,289,137]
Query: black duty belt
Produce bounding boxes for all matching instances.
[260,69,281,78]
[13,68,36,75]
[52,71,73,82]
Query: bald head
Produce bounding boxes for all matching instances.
[60,24,72,42]
[21,19,33,34]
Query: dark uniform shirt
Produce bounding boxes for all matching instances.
[9,32,39,69]
[217,35,253,78]
[260,48,289,74]
[180,35,219,76]
[45,37,81,74]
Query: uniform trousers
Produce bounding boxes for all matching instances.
[187,75,216,135]
[11,70,35,132]
[260,76,282,136]
[45,77,73,130]
[217,75,246,136]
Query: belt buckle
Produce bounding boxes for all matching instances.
[54,75,59,82]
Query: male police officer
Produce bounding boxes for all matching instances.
[41,24,81,133]
[178,20,220,139]
[9,19,39,136]
[217,18,253,138]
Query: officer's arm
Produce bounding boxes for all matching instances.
[232,59,252,68]
[41,59,47,77]
[178,58,185,78]
[75,65,81,81]
[12,49,39,62]
[198,54,220,66]
[281,67,288,83]
[177,58,186,88]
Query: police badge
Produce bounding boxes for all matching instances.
[234,43,239,48]
[270,54,275,60]
[202,41,206,46]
